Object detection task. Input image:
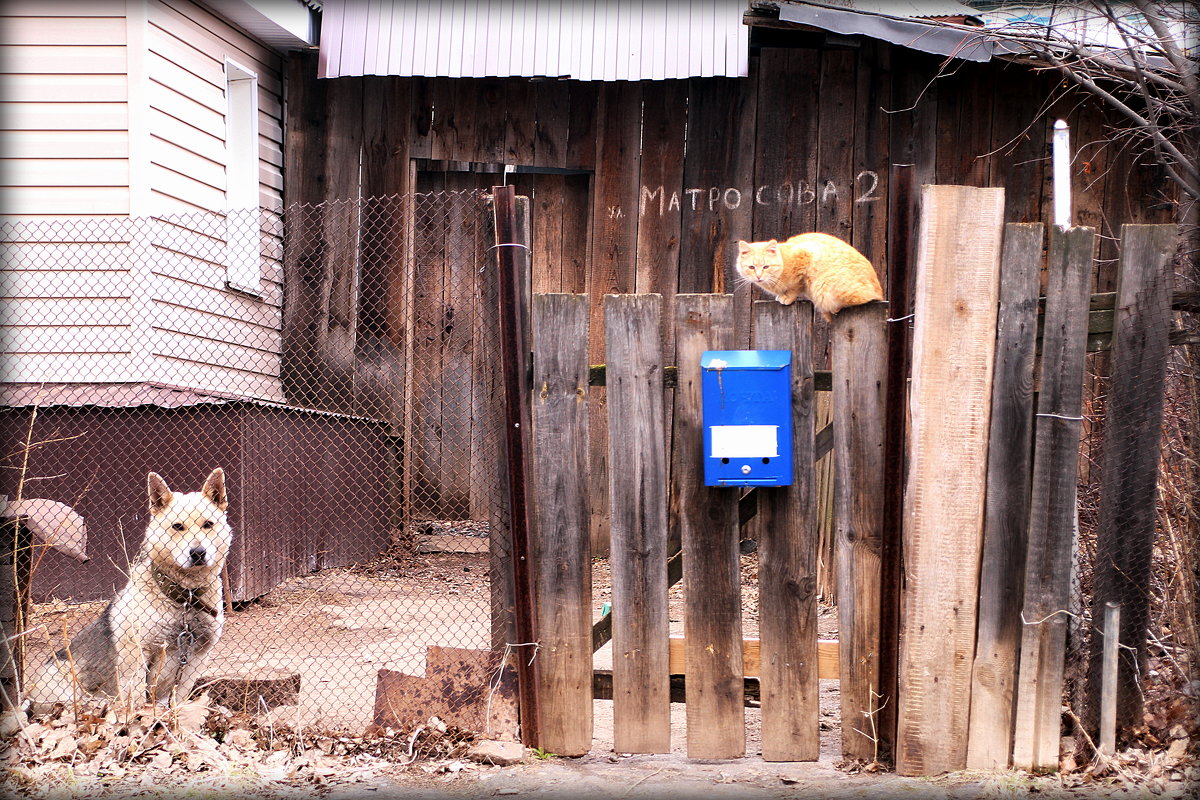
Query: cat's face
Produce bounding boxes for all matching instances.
[735,240,785,284]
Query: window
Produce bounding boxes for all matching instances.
[224,58,261,294]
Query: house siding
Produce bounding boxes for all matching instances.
[1,0,287,404]
[0,0,131,219]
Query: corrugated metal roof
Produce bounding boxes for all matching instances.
[318,0,751,80]
[790,1,983,22]
[774,0,1000,60]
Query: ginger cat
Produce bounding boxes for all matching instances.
[735,233,884,321]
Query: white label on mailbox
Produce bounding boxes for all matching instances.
[710,425,779,458]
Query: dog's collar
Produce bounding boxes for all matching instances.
[150,564,219,617]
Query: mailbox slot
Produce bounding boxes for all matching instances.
[701,350,793,487]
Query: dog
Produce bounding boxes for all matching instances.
[25,468,232,712]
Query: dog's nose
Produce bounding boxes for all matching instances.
[188,546,208,567]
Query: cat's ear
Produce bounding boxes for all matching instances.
[766,239,779,253]
[737,240,751,254]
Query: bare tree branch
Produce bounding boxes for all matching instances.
[981,1,1199,203]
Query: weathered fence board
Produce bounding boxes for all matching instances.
[1012,225,1096,771]
[831,300,889,762]
[605,293,671,754]
[530,293,593,756]
[967,222,1044,770]
[1086,224,1177,734]
[753,299,819,761]
[492,187,540,744]
[671,293,744,759]
[897,185,1005,776]
[588,83,644,557]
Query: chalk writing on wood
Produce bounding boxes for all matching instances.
[637,172,880,218]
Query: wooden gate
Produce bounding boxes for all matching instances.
[526,290,888,760]
[508,184,1182,771]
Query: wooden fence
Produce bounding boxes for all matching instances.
[527,288,886,760]
[500,183,1184,772]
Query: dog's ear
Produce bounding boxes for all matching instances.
[148,472,173,515]
[201,468,227,511]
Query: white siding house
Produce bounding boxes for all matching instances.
[0,0,317,402]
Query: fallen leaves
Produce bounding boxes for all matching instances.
[2,697,478,799]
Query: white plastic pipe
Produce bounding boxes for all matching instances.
[1053,119,1071,228]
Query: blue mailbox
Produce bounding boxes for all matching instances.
[701,350,793,487]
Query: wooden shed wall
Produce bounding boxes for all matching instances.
[284,39,1174,364]
[281,35,1174,531]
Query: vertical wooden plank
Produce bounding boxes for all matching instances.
[428,77,456,161]
[408,77,435,160]
[816,49,856,245]
[672,297,744,762]
[493,186,540,746]
[468,184,494,522]
[605,293,670,755]
[474,78,508,163]
[317,77,364,412]
[1011,225,1095,771]
[672,294,743,759]
[814,48,857,370]
[440,183,477,515]
[877,161,920,761]
[531,175,566,293]
[933,68,968,185]
[1085,224,1177,734]
[753,47,819,250]
[565,81,599,171]
[896,185,1005,777]
[989,73,1049,225]
[634,82,686,304]
[505,79,537,165]
[531,292,593,757]
[967,223,1044,770]
[409,173,448,516]
[588,82,643,556]
[852,41,891,282]
[534,80,569,169]
[831,301,889,762]
[482,191,516,654]
[1070,100,1115,279]
[636,80,687,483]
[680,77,756,345]
[281,51,327,408]
[753,299,819,761]
[560,174,591,294]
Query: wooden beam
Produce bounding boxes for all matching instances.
[592,671,761,706]
[671,293,743,759]
[668,638,840,681]
[1085,224,1177,735]
[897,185,1005,777]
[605,293,671,754]
[968,223,1043,770]
[530,293,592,756]
[1012,225,1096,771]
[831,300,889,762]
[754,299,820,762]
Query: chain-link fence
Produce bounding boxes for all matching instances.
[1069,239,1200,756]
[1,190,514,744]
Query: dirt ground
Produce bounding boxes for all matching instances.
[9,544,1197,799]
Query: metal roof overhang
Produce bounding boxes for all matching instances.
[772,2,1004,62]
